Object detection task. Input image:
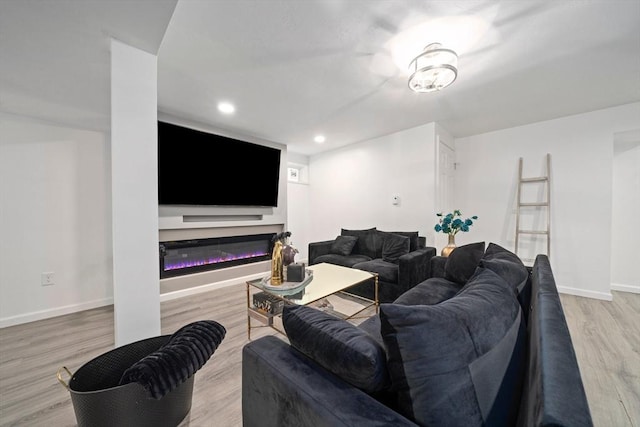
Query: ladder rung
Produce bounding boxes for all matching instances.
[518,202,549,207]
[520,177,548,183]
[517,230,549,235]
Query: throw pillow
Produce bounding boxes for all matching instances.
[382,231,420,252]
[480,243,531,314]
[282,305,389,393]
[444,241,486,285]
[329,235,358,256]
[480,243,529,294]
[119,320,226,399]
[380,268,526,427]
[341,227,378,259]
[381,232,410,264]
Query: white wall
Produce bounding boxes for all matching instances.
[611,131,640,293]
[0,113,112,327]
[455,102,640,300]
[308,123,438,246]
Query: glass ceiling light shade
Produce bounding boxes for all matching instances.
[408,43,458,93]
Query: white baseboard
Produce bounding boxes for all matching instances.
[160,271,267,302]
[557,286,613,301]
[0,297,113,329]
[1,267,305,328]
[611,283,640,294]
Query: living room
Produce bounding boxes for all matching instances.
[1,1,639,426]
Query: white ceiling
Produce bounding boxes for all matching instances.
[2,0,639,156]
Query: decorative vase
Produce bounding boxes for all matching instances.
[441,234,457,257]
[271,241,284,285]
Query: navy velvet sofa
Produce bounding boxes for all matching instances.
[308,228,436,303]
[242,243,593,427]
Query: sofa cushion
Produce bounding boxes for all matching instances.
[341,228,378,259]
[314,253,372,268]
[480,243,529,295]
[330,235,358,256]
[444,241,485,285]
[380,268,526,427]
[353,259,398,283]
[381,230,420,252]
[282,305,389,393]
[394,277,461,305]
[380,232,410,264]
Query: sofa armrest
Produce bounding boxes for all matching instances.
[242,336,417,427]
[429,256,447,279]
[308,240,334,265]
[397,246,436,294]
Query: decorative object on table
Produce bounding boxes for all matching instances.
[261,269,313,292]
[281,233,298,281]
[287,262,306,282]
[253,292,285,315]
[434,210,478,257]
[272,231,297,283]
[270,239,284,285]
[56,320,225,427]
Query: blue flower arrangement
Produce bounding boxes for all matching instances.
[434,210,478,236]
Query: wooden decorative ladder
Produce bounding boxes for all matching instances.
[515,153,551,265]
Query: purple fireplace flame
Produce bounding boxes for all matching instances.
[164,250,269,271]
[160,233,275,278]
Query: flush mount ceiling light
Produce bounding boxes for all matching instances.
[314,135,326,143]
[217,102,235,114]
[408,43,458,93]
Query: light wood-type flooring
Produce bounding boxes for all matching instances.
[0,284,638,426]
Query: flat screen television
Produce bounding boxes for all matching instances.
[158,121,281,207]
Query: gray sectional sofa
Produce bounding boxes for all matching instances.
[242,243,593,427]
[308,227,436,303]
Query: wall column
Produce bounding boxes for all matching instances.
[111,39,161,346]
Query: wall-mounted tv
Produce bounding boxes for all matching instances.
[158,121,281,207]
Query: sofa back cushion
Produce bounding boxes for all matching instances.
[330,235,358,256]
[341,228,378,259]
[479,243,530,314]
[282,305,389,393]
[380,267,526,427]
[380,232,410,263]
[444,241,486,285]
[381,231,420,252]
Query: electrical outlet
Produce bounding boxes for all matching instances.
[41,272,55,286]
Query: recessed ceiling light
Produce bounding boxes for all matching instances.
[314,135,326,143]
[217,102,235,114]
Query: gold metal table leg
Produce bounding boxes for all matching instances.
[246,282,251,340]
[374,274,379,314]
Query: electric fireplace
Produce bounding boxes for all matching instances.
[159,233,275,279]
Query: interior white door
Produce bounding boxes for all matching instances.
[435,136,455,251]
[437,137,455,214]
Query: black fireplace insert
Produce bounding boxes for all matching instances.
[159,233,275,279]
